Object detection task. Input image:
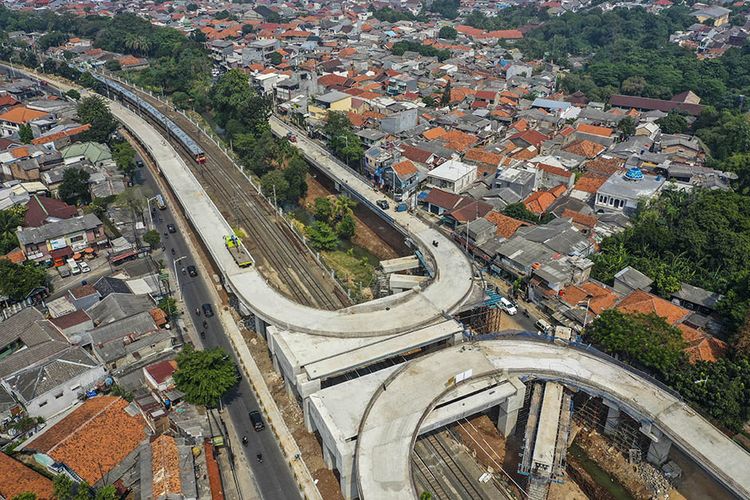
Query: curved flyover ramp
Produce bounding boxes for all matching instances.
[97,83,473,337]
[355,338,750,500]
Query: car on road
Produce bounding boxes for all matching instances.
[58,265,71,278]
[167,223,177,233]
[376,199,390,210]
[286,132,297,142]
[187,265,197,277]
[79,261,91,273]
[249,410,265,431]
[499,297,517,315]
[202,303,214,317]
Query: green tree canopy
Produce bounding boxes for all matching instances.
[174,346,238,407]
[112,141,136,178]
[210,69,271,135]
[268,51,282,65]
[306,221,339,251]
[260,169,290,204]
[59,168,91,206]
[617,116,637,137]
[438,26,458,39]
[656,112,689,134]
[0,206,25,255]
[65,89,81,100]
[12,493,37,500]
[143,229,161,248]
[0,260,47,302]
[18,124,33,143]
[76,96,116,143]
[323,112,363,166]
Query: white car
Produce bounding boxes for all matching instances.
[79,261,91,273]
[499,297,517,315]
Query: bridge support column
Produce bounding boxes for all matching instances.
[254,316,267,338]
[641,424,672,466]
[603,400,621,436]
[497,379,527,437]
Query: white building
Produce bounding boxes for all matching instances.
[595,167,665,215]
[426,159,477,193]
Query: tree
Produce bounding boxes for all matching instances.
[18,124,33,143]
[186,2,198,11]
[12,493,36,500]
[174,346,238,407]
[617,116,637,137]
[112,141,136,178]
[0,260,47,303]
[158,296,178,318]
[306,221,339,251]
[77,96,117,143]
[94,486,117,500]
[268,51,282,66]
[502,203,540,223]
[422,95,436,107]
[323,112,364,166]
[143,229,160,248]
[429,0,460,19]
[336,213,356,239]
[585,309,686,378]
[260,170,290,205]
[656,112,688,134]
[440,81,451,106]
[210,69,270,135]
[65,89,81,100]
[104,59,121,72]
[74,483,92,500]
[53,475,74,500]
[241,24,254,35]
[59,168,91,206]
[0,206,26,255]
[438,26,457,39]
[284,155,308,202]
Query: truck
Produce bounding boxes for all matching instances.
[224,234,253,268]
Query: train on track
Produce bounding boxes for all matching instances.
[91,73,206,164]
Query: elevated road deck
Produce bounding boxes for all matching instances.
[355,338,750,500]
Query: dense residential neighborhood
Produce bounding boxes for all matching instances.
[1,0,750,499]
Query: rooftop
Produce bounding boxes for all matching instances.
[428,159,476,182]
[27,396,148,484]
[0,452,54,500]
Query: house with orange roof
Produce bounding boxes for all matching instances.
[616,289,689,325]
[440,130,479,153]
[484,211,527,239]
[380,159,420,201]
[0,452,55,500]
[523,190,558,215]
[678,324,728,363]
[561,281,621,317]
[562,139,606,159]
[26,396,148,485]
[0,106,50,138]
[464,148,503,170]
[536,163,574,191]
[118,54,149,70]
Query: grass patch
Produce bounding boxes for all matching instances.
[322,242,379,302]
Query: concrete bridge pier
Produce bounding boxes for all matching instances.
[254,315,267,337]
[641,423,673,466]
[603,400,621,436]
[496,379,527,437]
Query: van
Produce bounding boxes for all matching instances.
[66,258,81,275]
[535,318,552,334]
[499,297,517,315]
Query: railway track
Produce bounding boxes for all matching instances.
[412,452,450,499]
[420,433,485,500]
[112,79,349,310]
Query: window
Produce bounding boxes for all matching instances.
[38,401,47,407]
[54,392,64,399]
[70,384,81,391]
[70,235,84,243]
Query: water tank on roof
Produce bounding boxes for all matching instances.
[625,167,644,181]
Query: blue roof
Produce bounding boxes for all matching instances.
[417,191,429,200]
[531,98,572,111]
[625,167,644,181]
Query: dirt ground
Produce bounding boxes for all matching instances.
[241,328,344,500]
[574,429,662,500]
[303,175,398,261]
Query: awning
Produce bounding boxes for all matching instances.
[73,252,82,260]
[50,247,72,259]
[84,248,95,254]
[110,249,136,263]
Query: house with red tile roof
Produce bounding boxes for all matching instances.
[0,106,50,138]
[0,452,54,500]
[24,195,78,227]
[616,289,690,326]
[484,211,527,239]
[27,396,148,485]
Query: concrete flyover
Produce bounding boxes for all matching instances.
[116,93,473,338]
[355,337,750,500]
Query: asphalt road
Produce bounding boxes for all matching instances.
[139,161,302,500]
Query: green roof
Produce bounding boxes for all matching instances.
[61,141,112,164]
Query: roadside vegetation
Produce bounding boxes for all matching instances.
[586,310,750,431]
[173,346,238,408]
